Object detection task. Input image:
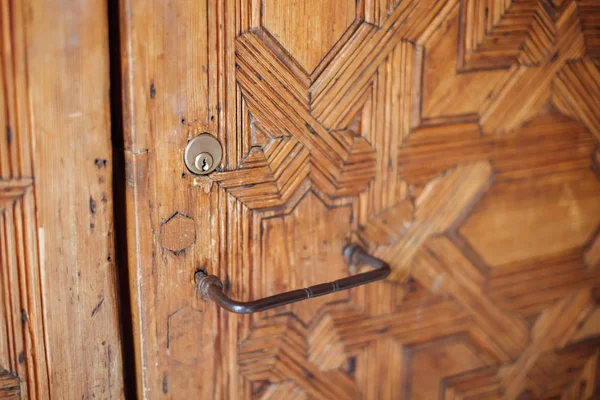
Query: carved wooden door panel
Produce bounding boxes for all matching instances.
[119,0,600,398]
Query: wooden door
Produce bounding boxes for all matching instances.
[119,0,600,398]
[0,0,124,398]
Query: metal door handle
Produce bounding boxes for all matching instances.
[195,245,390,314]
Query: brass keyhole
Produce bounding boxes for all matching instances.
[184,134,222,175]
[194,152,213,172]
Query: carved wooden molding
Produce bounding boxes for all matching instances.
[0,369,20,399]
[0,179,33,209]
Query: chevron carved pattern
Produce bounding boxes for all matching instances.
[459,0,556,70]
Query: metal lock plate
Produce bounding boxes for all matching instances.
[184,134,222,175]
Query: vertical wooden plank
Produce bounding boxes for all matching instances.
[22,0,125,398]
[119,0,223,397]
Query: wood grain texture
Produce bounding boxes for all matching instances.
[0,0,124,398]
[261,0,357,73]
[0,369,20,399]
[119,0,600,398]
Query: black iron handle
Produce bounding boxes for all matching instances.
[195,244,390,314]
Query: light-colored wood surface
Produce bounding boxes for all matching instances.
[119,0,600,398]
[0,0,124,398]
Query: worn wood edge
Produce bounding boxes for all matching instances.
[117,0,155,396]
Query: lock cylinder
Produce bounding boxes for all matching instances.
[184,133,222,175]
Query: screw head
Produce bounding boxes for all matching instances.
[184,134,222,175]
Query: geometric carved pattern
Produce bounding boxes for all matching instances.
[478,1,589,135]
[413,236,530,361]
[238,317,362,399]
[215,31,378,201]
[204,0,600,398]
[122,0,600,397]
[459,0,556,70]
[442,290,597,399]
[160,213,196,255]
[553,58,600,141]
